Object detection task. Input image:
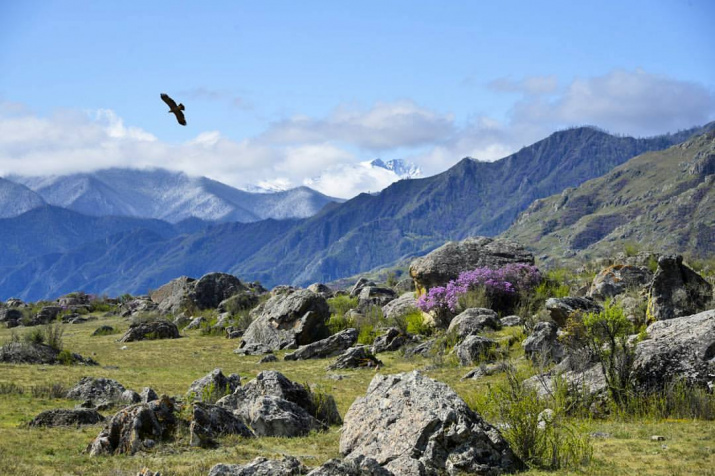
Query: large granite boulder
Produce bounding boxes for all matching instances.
[87,396,178,456]
[357,287,397,311]
[409,237,534,296]
[191,273,248,310]
[524,361,608,400]
[381,293,418,321]
[307,283,333,297]
[284,328,358,361]
[340,371,523,475]
[648,255,713,321]
[118,320,180,342]
[151,276,195,314]
[446,308,500,339]
[0,342,97,366]
[66,377,129,407]
[187,368,241,402]
[118,297,159,317]
[208,457,307,476]
[523,321,565,364]
[453,335,497,366]
[588,265,653,300]
[29,408,104,427]
[32,306,63,325]
[241,395,325,437]
[350,278,376,297]
[328,346,382,370]
[237,289,330,352]
[189,402,254,447]
[0,307,23,327]
[545,297,603,327]
[633,309,715,391]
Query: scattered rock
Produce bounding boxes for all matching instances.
[188,368,241,402]
[350,278,376,297]
[189,402,254,447]
[371,327,409,354]
[191,273,248,310]
[33,306,63,325]
[648,255,713,321]
[381,293,418,321]
[403,338,435,357]
[29,408,104,427]
[523,321,565,364]
[67,377,128,407]
[258,354,278,364]
[589,264,653,300]
[500,315,524,327]
[454,335,496,366]
[284,328,358,361]
[118,320,180,343]
[357,286,397,310]
[234,342,274,356]
[307,283,334,297]
[241,395,325,437]
[461,362,509,380]
[0,342,98,366]
[545,297,603,327]
[447,308,500,339]
[651,435,666,442]
[409,236,534,296]
[340,371,523,475]
[225,326,243,339]
[328,346,382,370]
[524,361,608,400]
[184,316,206,330]
[118,297,159,318]
[307,455,394,476]
[121,389,141,405]
[208,456,307,476]
[0,308,23,327]
[140,387,159,403]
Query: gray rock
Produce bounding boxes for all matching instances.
[307,283,334,297]
[351,278,376,297]
[242,395,325,437]
[87,396,177,456]
[118,320,180,343]
[307,455,394,476]
[0,342,97,366]
[284,328,358,361]
[328,346,382,370]
[29,408,104,427]
[461,362,509,380]
[225,326,243,339]
[371,327,409,354]
[140,387,159,403]
[0,308,22,325]
[67,377,127,407]
[409,236,534,296]
[151,276,195,314]
[545,297,602,327]
[524,361,608,399]
[218,293,260,314]
[189,402,254,447]
[633,309,715,391]
[523,321,565,364]
[454,335,496,366]
[191,273,248,310]
[393,277,416,295]
[91,325,115,336]
[381,293,418,321]
[208,456,307,476]
[234,343,274,356]
[403,338,435,358]
[33,306,63,325]
[188,368,241,402]
[358,286,397,310]
[184,316,206,330]
[589,265,652,300]
[122,389,141,404]
[500,315,524,327]
[340,371,523,475]
[447,308,500,339]
[648,255,713,321]
[258,354,278,363]
[237,289,330,352]
[118,297,159,318]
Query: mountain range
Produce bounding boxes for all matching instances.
[0,124,712,300]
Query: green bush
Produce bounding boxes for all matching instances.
[23,327,45,346]
[57,349,75,365]
[43,322,65,351]
[357,324,378,345]
[404,310,432,336]
[327,295,358,318]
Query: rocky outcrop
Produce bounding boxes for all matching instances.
[189,402,254,447]
[500,315,523,327]
[307,455,394,476]
[118,320,180,342]
[242,395,325,437]
[32,305,63,325]
[118,297,158,318]
[589,264,652,300]
[0,307,23,327]
[350,278,376,297]
[409,237,534,295]
[648,255,712,321]
[446,308,500,339]
[66,377,132,408]
[524,361,608,400]
[546,297,602,326]
[328,346,382,370]
[0,342,97,366]
[187,368,241,402]
[151,273,249,315]
[523,321,565,364]
[371,327,409,354]
[357,286,397,311]
[307,283,333,297]
[91,325,115,336]
[29,408,104,427]
[340,371,523,475]
[284,328,358,361]
[208,457,307,476]
[139,387,158,403]
[633,309,715,391]
[87,396,178,456]
[237,289,330,352]
[381,293,418,321]
[454,335,496,366]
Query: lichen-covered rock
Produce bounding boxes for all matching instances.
[500,315,523,327]
[29,408,104,427]
[234,342,273,356]
[189,402,254,447]
[284,328,358,361]
[453,335,496,366]
[91,325,115,336]
[307,455,394,476]
[633,309,715,391]
[184,316,206,330]
[648,255,713,321]
[118,320,180,342]
[118,297,159,318]
[258,354,278,363]
[187,368,241,402]
[523,321,565,364]
[0,342,97,366]
[357,286,397,310]
[340,371,523,475]
[589,264,652,300]
[409,237,534,296]
[307,283,333,297]
[328,346,382,370]
[371,327,409,354]
[381,293,418,321]
[350,278,376,297]
[545,297,602,327]
[67,377,128,407]
[140,387,159,403]
[87,396,177,456]
[237,289,330,352]
[208,456,307,476]
[446,308,500,339]
[152,273,248,315]
[241,395,324,437]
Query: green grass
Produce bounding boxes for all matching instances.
[0,315,712,475]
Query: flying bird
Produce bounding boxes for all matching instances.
[160,93,186,126]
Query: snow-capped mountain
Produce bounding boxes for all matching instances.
[0,178,47,218]
[8,168,339,223]
[370,158,422,179]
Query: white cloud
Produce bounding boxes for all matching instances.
[303,161,399,199]
[487,75,559,95]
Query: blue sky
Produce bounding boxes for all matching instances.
[1,0,713,197]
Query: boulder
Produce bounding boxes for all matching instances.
[0,342,97,366]
[403,339,435,358]
[350,278,376,297]
[208,457,307,476]
[188,368,241,402]
[648,255,713,321]
[307,455,394,476]
[91,325,115,336]
[121,390,141,405]
[446,308,500,339]
[357,286,397,310]
[588,265,652,300]
[409,237,534,296]
[461,362,509,380]
[393,277,416,295]
[284,328,358,361]
[453,335,496,366]
[523,321,565,364]
[500,315,524,327]
[140,387,159,403]
[190,273,247,310]
[381,293,418,321]
[258,354,278,364]
[184,316,206,330]
[57,292,91,308]
[633,309,715,391]
[189,402,254,447]
[328,346,382,370]
[234,343,273,356]
[29,408,104,427]
[371,327,409,354]
[307,283,333,297]
[119,297,159,317]
[237,289,330,352]
[218,293,260,314]
[524,362,608,400]
[241,395,324,437]
[87,396,177,456]
[118,320,180,342]
[151,276,195,314]
[545,297,602,327]
[340,371,523,475]
[0,308,23,327]
[32,306,63,325]
[66,377,128,407]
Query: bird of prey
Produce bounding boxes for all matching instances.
[160,93,186,126]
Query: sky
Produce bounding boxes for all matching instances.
[0,0,714,198]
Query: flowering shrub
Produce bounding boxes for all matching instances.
[417,263,542,314]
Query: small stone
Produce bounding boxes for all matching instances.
[651,435,666,441]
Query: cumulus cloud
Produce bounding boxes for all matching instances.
[303,161,400,198]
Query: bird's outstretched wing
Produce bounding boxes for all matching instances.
[174,109,187,125]
[160,93,178,109]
